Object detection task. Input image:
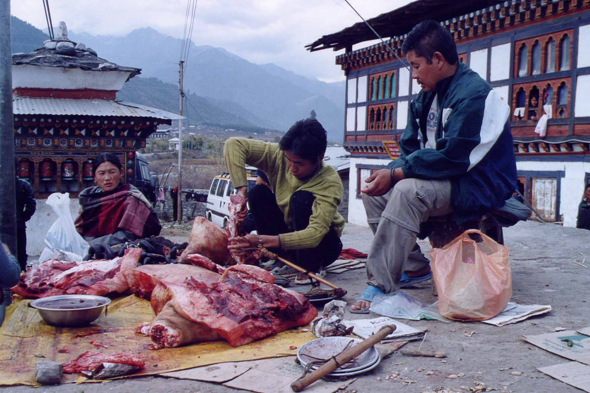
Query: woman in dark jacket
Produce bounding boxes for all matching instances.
[577,184,590,231]
[1,244,21,326]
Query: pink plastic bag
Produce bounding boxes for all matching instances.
[430,229,512,321]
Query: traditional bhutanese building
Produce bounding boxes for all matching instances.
[11,24,182,256]
[11,24,181,199]
[308,0,590,227]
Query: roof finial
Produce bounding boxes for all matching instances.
[57,21,68,41]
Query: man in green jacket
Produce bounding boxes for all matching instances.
[224,118,344,282]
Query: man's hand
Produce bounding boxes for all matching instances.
[361,169,393,197]
[237,186,248,198]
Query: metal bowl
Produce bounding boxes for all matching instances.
[29,295,111,327]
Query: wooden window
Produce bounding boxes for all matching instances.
[371,77,377,101]
[378,77,384,100]
[528,86,540,121]
[560,35,570,71]
[532,41,541,75]
[390,74,396,98]
[518,44,528,77]
[384,75,390,99]
[546,38,555,73]
[557,82,568,118]
[558,83,568,106]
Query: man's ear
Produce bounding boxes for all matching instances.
[432,51,445,68]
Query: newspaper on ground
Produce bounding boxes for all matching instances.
[524,328,590,366]
[538,361,590,393]
[482,302,552,326]
[343,316,426,343]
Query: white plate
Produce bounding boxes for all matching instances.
[326,353,382,377]
[297,337,379,373]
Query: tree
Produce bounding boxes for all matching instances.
[310,110,317,119]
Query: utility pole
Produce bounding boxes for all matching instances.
[0,0,17,253]
[177,60,184,222]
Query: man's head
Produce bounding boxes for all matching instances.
[279,118,327,180]
[402,20,459,92]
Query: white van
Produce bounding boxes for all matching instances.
[206,169,257,228]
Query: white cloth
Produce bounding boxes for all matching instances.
[513,107,525,118]
[534,105,553,138]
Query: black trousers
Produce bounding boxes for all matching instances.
[16,227,27,272]
[247,184,342,273]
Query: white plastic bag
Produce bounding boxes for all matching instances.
[39,193,89,263]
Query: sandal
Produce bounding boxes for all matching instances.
[399,271,433,288]
[349,285,384,314]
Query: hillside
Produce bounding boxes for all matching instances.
[10,16,346,142]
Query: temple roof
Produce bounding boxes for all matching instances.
[306,0,505,52]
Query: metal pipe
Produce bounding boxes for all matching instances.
[0,0,17,254]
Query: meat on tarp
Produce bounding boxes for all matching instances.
[136,264,317,348]
[63,351,145,374]
[177,217,232,265]
[121,263,220,300]
[12,248,143,298]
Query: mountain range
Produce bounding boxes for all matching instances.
[10,17,345,142]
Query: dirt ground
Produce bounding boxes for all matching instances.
[2,220,589,393]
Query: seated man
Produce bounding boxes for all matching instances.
[75,153,162,258]
[224,118,344,282]
[352,20,517,312]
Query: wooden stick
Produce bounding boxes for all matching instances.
[275,255,346,295]
[400,350,446,358]
[290,325,396,392]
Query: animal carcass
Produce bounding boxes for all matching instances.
[12,248,142,298]
[142,264,317,348]
[177,217,232,264]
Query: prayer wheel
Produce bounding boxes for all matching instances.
[82,160,94,180]
[62,159,75,180]
[18,160,31,179]
[40,159,55,180]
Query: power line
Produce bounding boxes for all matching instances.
[342,0,410,72]
[42,0,54,40]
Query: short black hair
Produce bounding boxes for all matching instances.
[279,118,327,161]
[93,153,122,176]
[402,20,458,65]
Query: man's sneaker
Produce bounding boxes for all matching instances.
[294,269,326,285]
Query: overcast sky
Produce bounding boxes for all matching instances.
[11,0,413,82]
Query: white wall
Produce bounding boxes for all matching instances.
[490,44,511,81]
[397,100,409,130]
[357,106,367,131]
[26,197,81,256]
[516,160,590,227]
[470,48,488,80]
[13,65,130,91]
[347,78,357,104]
[346,107,356,131]
[348,157,389,226]
[399,68,410,96]
[358,76,368,103]
[578,24,590,68]
[575,75,590,117]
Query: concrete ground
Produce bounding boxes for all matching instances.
[3,220,590,393]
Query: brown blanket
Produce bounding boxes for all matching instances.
[75,184,161,239]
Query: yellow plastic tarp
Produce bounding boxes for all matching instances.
[0,295,315,386]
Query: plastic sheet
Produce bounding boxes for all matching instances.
[0,295,315,386]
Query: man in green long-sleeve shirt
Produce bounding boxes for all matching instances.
[224,118,344,282]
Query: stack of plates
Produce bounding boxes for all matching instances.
[297,337,382,377]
